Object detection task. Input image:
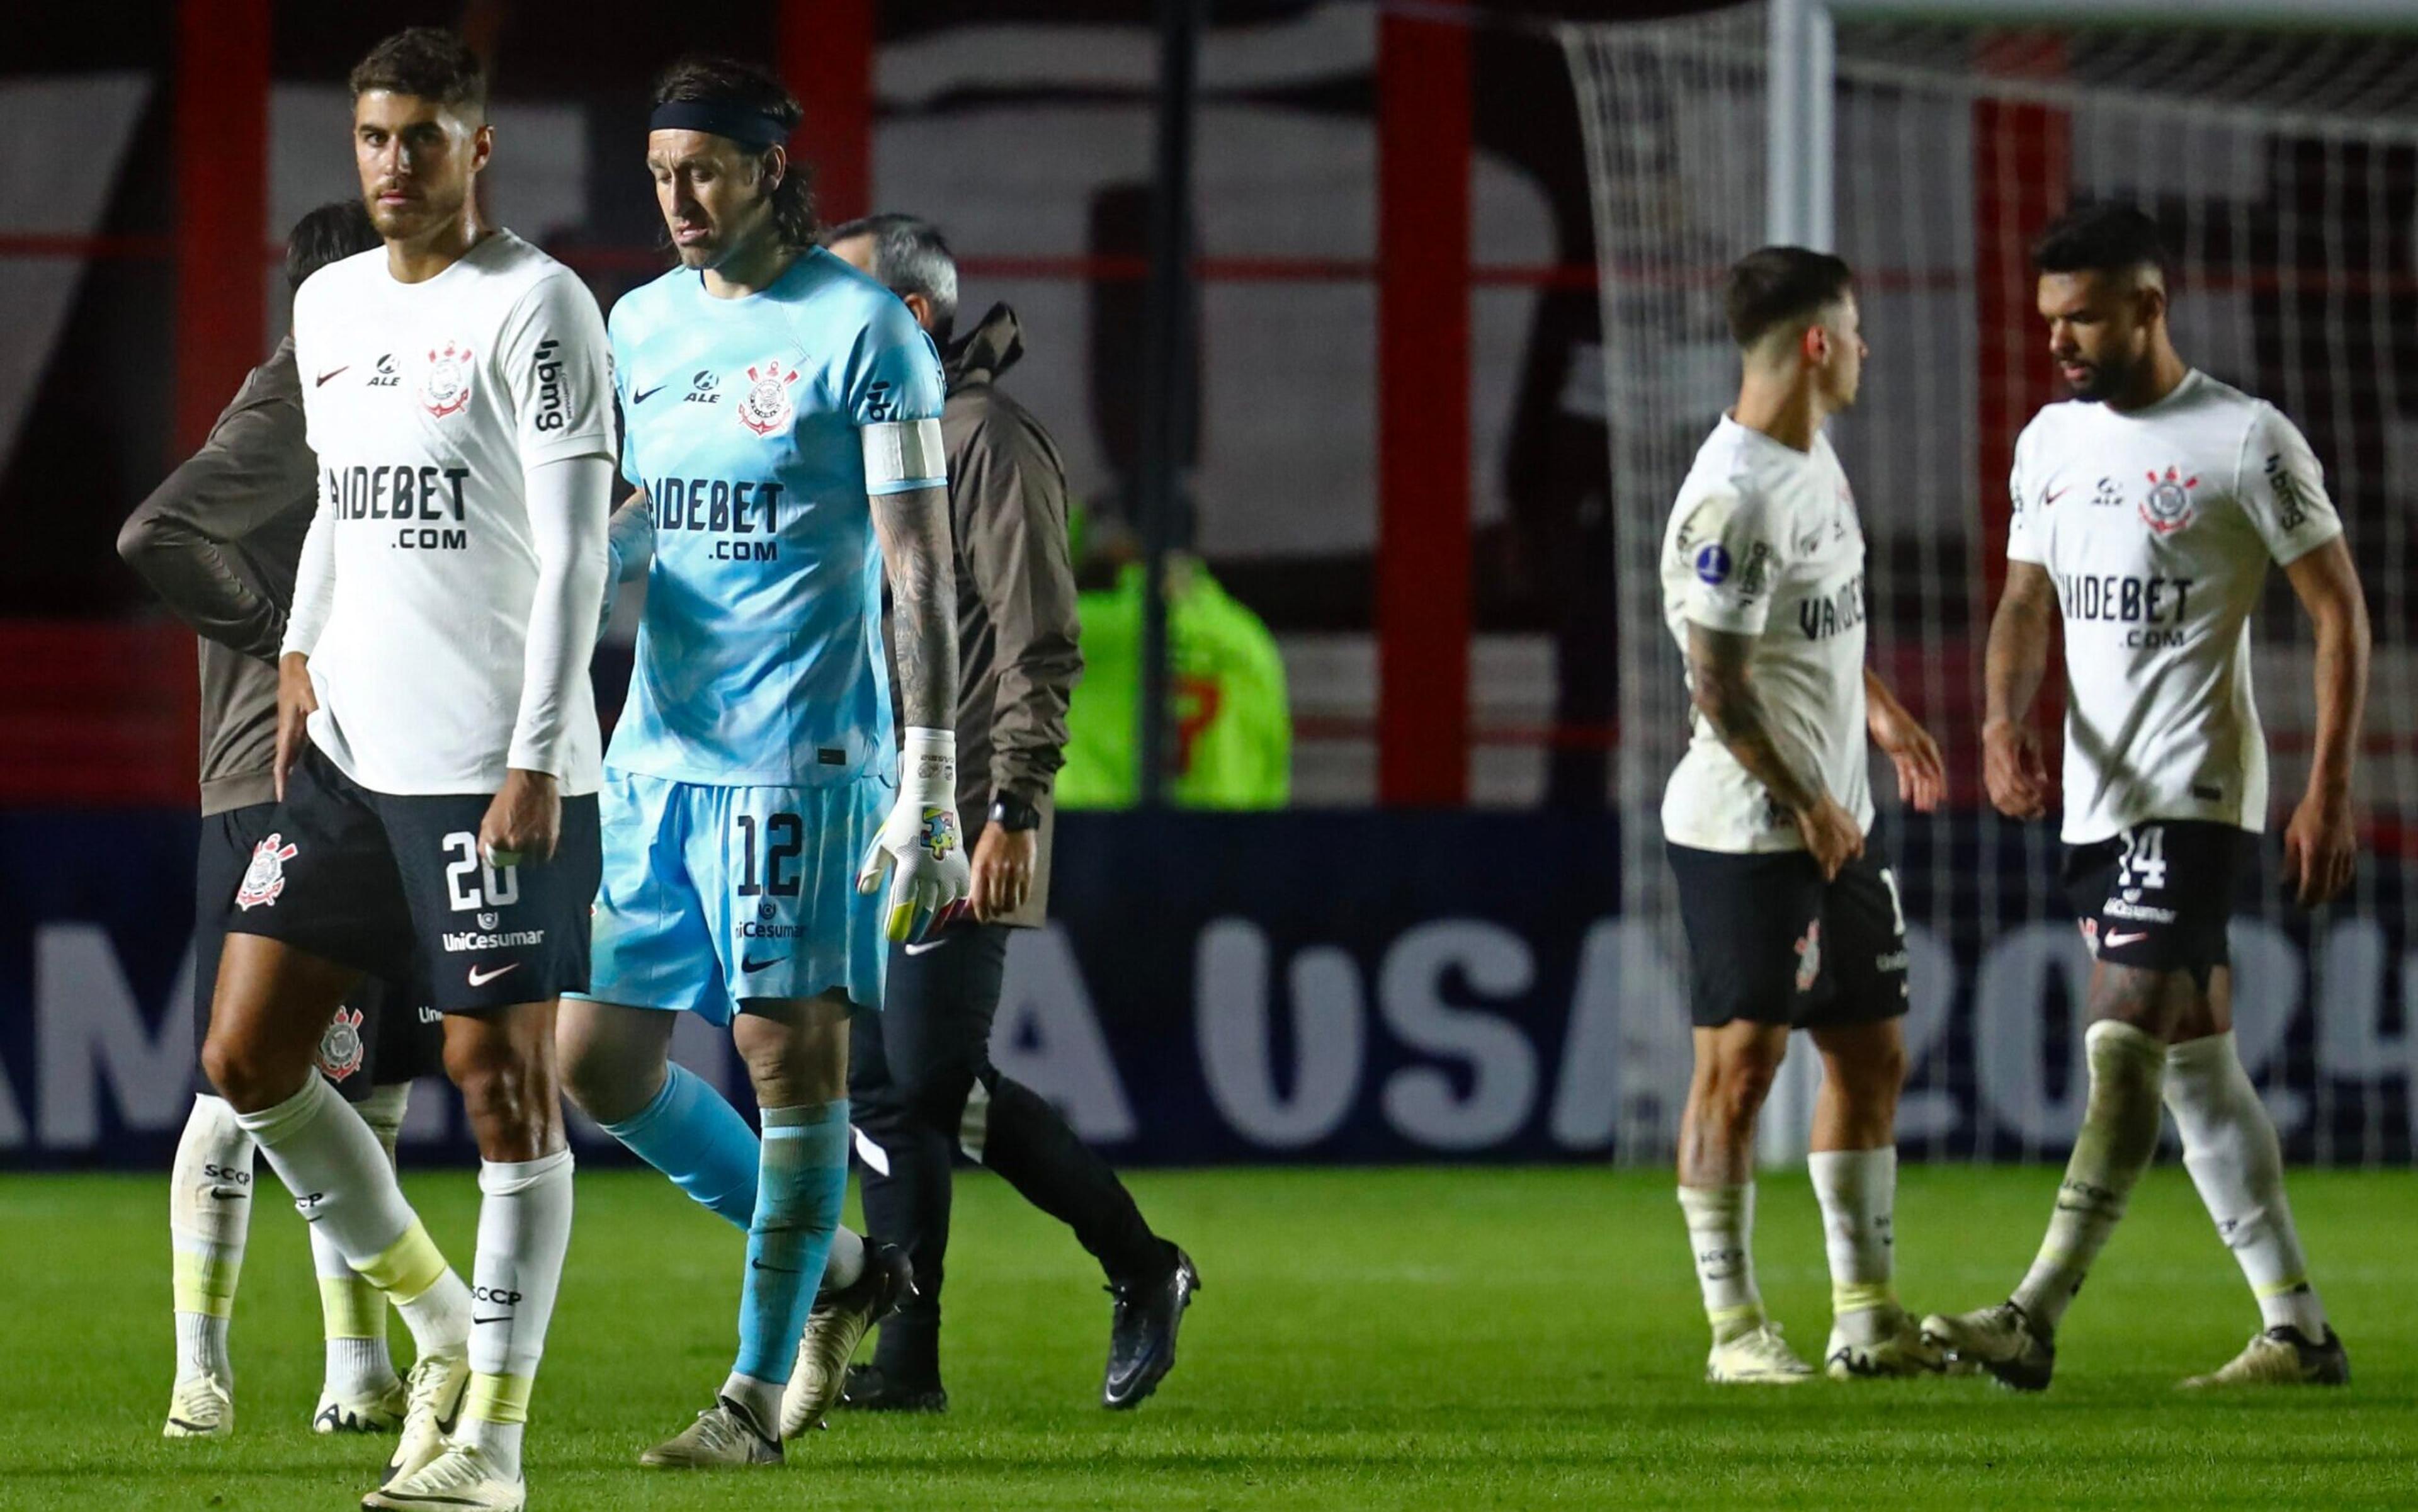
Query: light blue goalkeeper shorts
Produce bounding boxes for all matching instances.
[571,768,892,1026]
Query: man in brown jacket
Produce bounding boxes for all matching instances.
[828,216,1197,1412]
[116,200,443,1441]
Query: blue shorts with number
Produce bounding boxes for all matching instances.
[572,768,893,1026]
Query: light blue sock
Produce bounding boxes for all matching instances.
[734,1101,849,1384]
[599,1064,759,1230]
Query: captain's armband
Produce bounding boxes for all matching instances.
[861,418,947,496]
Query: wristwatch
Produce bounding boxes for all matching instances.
[988,792,1042,832]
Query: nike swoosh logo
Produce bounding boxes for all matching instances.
[741,953,788,972]
[632,383,666,403]
[167,1417,213,1433]
[207,1188,246,1201]
[314,365,349,387]
[2104,931,2149,946]
[750,1259,801,1274]
[903,938,947,957]
[472,1315,513,1326]
[466,962,522,987]
[2044,486,2070,504]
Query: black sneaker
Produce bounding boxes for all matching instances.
[839,1361,949,1413]
[2182,1324,2351,1387]
[1102,1246,1200,1409]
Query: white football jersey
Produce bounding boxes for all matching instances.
[290,230,613,796]
[2007,370,2343,844]
[1659,416,1874,854]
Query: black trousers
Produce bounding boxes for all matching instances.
[851,921,1167,1384]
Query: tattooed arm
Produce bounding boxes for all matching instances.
[1982,560,2058,821]
[1687,620,1863,878]
[857,474,973,942]
[870,482,959,727]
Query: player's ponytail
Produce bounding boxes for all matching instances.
[649,55,819,251]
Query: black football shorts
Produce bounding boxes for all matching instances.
[221,746,599,1015]
[2062,819,2249,976]
[1667,842,1912,1030]
[195,801,443,1098]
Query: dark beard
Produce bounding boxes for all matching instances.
[2064,356,2134,404]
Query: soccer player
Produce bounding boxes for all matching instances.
[1660,247,1948,1384]
[826,215,1198,1413]
[200,30,614,1511]
[1924,203,2365,1390]
[553,58,968,1467]
[119,198,445,1441]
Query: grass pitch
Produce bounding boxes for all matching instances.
[1,1163,2412,1510]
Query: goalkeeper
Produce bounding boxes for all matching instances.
[553,56,965,1468]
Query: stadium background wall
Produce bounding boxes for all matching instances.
[4,808,2410,1169]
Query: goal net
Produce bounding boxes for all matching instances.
[1560,4,2418,1165]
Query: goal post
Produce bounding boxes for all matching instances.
[1560,0,2418,1168]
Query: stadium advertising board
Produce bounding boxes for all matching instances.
[3,810,2410,1166]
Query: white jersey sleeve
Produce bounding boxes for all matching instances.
[281,264,337,659]
[497,271,613,469]
[2236,403,2344,566]
[1674,487,1788,637]
[283,488,336,659]
[2006,420,2044,566]
[508,455,611,780]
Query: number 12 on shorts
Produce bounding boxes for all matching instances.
[442,831,521,912]
[734,812,804,897]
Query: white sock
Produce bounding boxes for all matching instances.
[459,1418,525,1479]
[315,1084,410,1396]
[2163,1032,2329,1338]
[176,1312,232,1387]
[1678,1183,1762,1341]
[232,1076,469,1358]
[311,1222,396,1396]
[718,1372,783,1440]
[2012,1020,2165,1333]
[356,1081,411,1159]
[1809,1147,1897,1343]
[455,1149,574,1481]
[170,1094,254,1382]
[822,1226,866,1293]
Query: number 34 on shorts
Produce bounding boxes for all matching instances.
[2062,819,2249,973]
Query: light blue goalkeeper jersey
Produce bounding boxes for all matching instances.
[606,249,947,787]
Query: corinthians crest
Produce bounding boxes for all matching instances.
[234,833,298,910]
[736,357,799,436]
[421,341,475,419]
[2139,464,2199,535]
[317,1006,366,1083]
[1793,919,1824,993]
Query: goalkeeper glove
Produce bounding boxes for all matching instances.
[856,726,974,943]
